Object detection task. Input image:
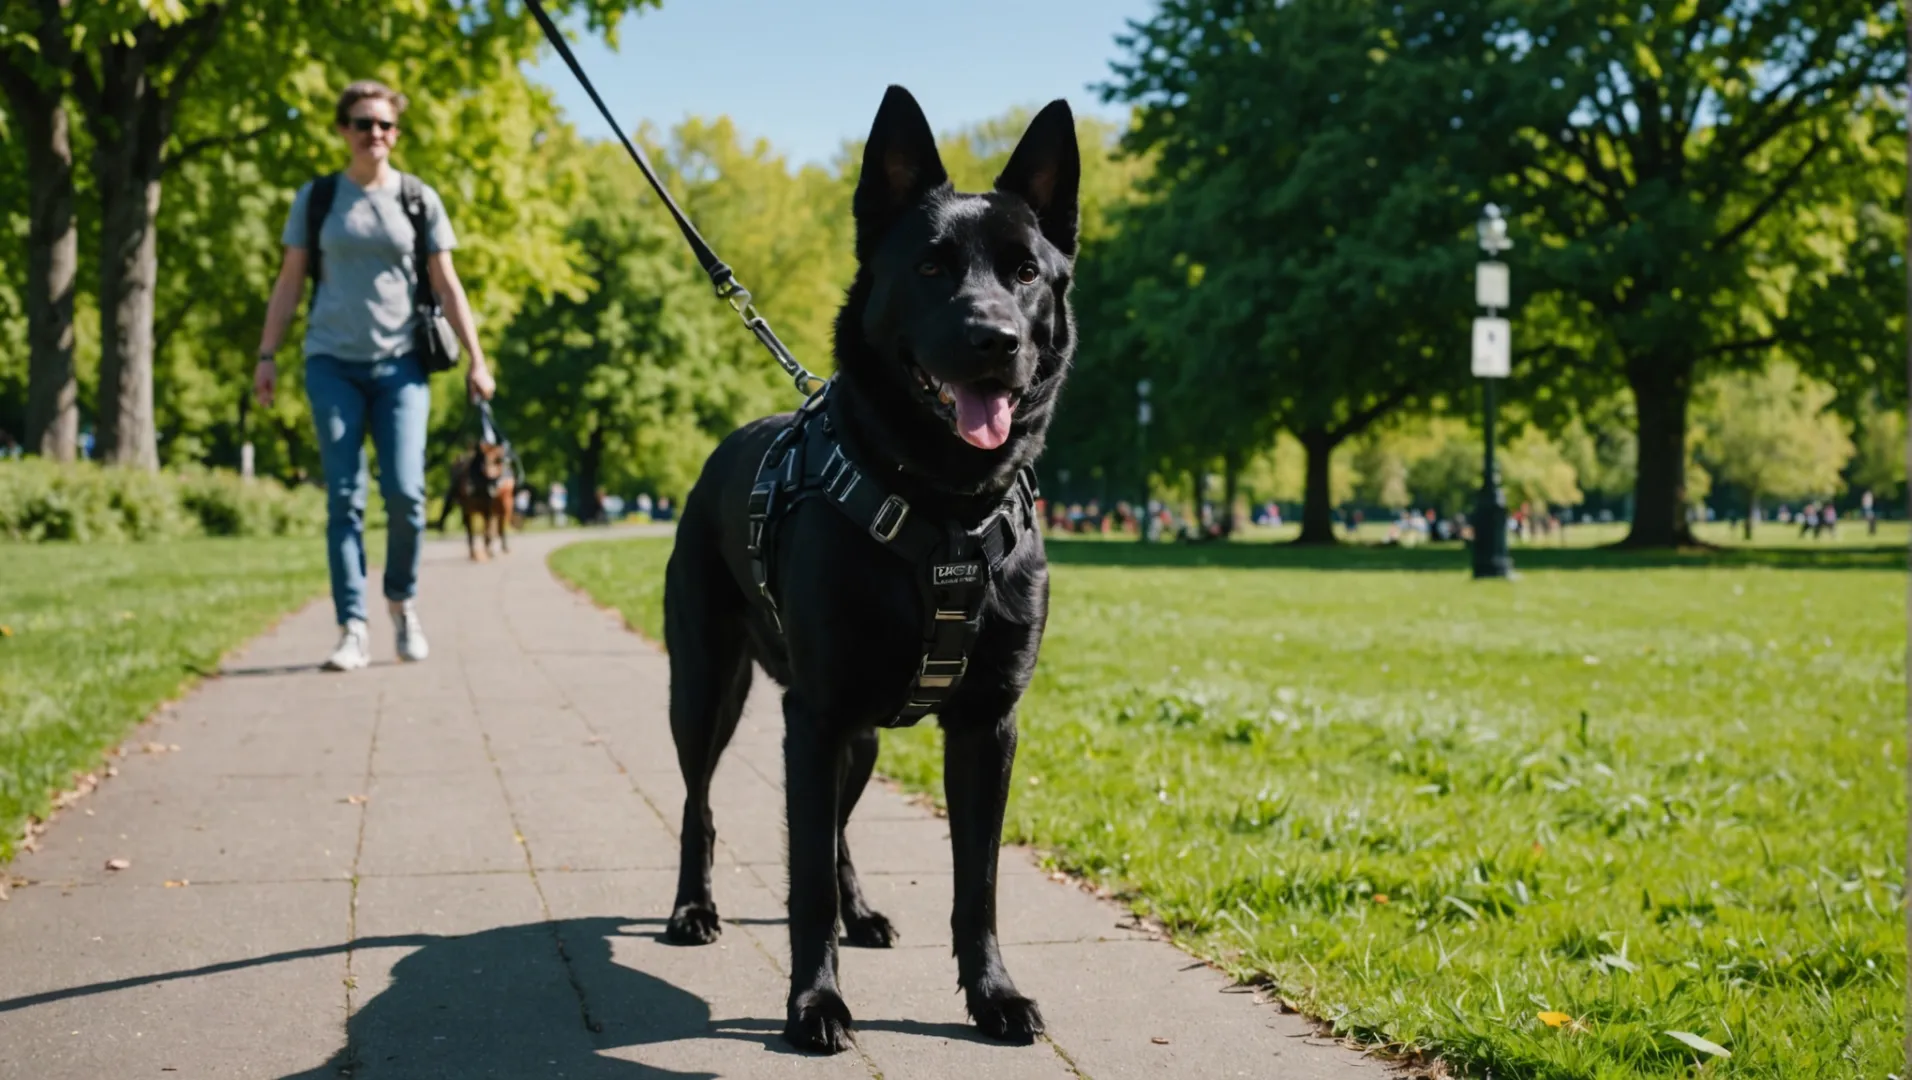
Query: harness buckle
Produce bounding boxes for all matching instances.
[917,655,967,689]
[869,495,910,543]
[746,481,776,551]
[820,446,857,500]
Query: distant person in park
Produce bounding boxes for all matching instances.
[1863,490,1877,536]
[254,80,495,672]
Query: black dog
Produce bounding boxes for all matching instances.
[661,85,1079,1053]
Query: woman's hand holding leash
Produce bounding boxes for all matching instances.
[467,360,495,401]
[254,359,277,409]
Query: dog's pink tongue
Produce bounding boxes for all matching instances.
[950,385,1014,449]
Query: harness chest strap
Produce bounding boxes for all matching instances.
[745,395,1036,727]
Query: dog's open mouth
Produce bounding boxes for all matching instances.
[912,365,1021,450]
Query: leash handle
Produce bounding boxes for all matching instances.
[521,0,823,397]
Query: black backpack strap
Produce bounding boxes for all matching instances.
[399,173,436,311]
[304,173,340,298]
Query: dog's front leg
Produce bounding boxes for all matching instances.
[945,710,1044,1042]
[783,695,856,1053]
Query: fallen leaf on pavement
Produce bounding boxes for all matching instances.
[164,880,189,888]
[104,858,130,871]
[141,743,179,755]
[1151,1036,1170,1045]
[341,795,368,806]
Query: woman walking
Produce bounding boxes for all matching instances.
[254,80,495,671]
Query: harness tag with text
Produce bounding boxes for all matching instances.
[932,561,983,587]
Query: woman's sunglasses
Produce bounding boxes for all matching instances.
[349,117,398,134]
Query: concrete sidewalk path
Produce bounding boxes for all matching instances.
[0,529,1392,1079]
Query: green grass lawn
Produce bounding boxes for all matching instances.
[0,537,329,860]
[553,534,1906,1079]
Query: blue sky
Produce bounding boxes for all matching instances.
[527,0,1159,169]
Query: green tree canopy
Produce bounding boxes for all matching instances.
[1693,360,1854,536]
[1491,0,1904,544]
[1091,0,1506,542]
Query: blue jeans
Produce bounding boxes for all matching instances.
[305,354,431,626]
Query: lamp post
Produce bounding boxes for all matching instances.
[1136,378,1152,543]
[1471,204,1514,580]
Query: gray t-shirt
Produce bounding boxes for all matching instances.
[283,173,457,361]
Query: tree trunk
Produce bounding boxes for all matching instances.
[83,11,222,469]
[1745,490,1757,542]
[1221,451,1240,537]
[1621,359,1699,547]
[2,37,80,461]
[578,420,605,525]
[1294,429,1339,545]
[19,96,79,460]
[96,171,163,468]
[91,54,168,472]
[276,416,309,485]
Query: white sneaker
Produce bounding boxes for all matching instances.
[391,600,430,662]
[323,619,371,672]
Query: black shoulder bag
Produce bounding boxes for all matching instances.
[400,173,460,374]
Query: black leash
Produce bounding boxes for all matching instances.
[469,394,524,488]
[521,0,823,397]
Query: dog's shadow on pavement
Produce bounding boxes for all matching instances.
[270,916,787,1079]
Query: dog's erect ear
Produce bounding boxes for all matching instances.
[854,86,949,229]
[995,99,1080,257]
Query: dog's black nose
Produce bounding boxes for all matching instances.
[966,322,1020,357]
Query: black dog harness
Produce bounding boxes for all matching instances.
[746,385,1038,728]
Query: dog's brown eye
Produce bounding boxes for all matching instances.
[1016,262,1040,285]
[917,260,942,277]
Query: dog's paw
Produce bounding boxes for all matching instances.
[783,988,855,1053]
[664,902,721,945]
[841,910,898,948]
[969,993,1045,1043]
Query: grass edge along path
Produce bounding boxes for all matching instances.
[550,534,1906,1080]
[0,536,330,864]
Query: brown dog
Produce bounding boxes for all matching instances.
[445,442,514,561]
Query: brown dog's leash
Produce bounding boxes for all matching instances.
[522,0,824,399]
[471,396,523,489]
